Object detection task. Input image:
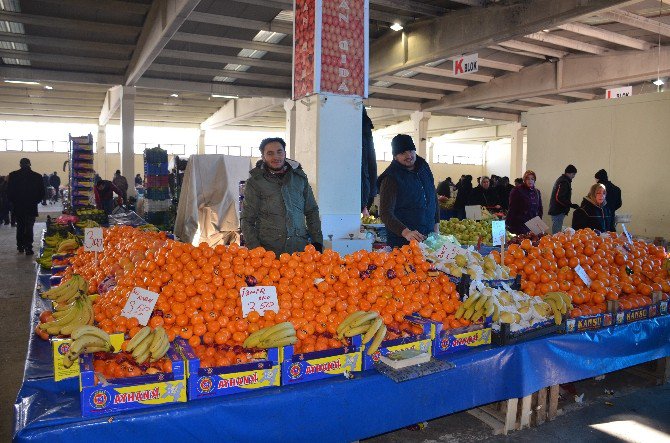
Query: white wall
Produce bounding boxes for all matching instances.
[484,138,512,178]
[526,91,670,238]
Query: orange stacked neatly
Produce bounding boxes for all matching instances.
[492,229,669,316]
[61,228,465,368]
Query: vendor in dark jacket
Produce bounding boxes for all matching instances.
[7,158,45,254]
[572,183,610,232]
[548,165,579,234]
[453,175,473,220]
[496,177,514,211]
[506,170,543,235]
[378,134,439,248]
[467,176,500,210]
[595,169,621,231]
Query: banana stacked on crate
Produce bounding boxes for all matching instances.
[39,275,94,336]
[337,311,386,356]
[62,326,114,368]
[126,326,171,364]
[243,322,297,349]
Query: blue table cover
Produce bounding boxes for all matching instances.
[14,270,670,442]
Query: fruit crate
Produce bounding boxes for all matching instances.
[492,318,561,346]
[562,312,614,334]
[360,315,435,370]
[614,304,658,326]
[144,162,169,175]
[433,317,492,356]
[145,175,169,187]
[281,336,362,385]
[78,345,187,417]
[174,338,282,399]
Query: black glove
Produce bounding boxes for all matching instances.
[570,204,579,210]
[312,242,323,253]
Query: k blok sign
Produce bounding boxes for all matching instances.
[293,0,369,99]
[453,53,478,77]
[605,86,632,99]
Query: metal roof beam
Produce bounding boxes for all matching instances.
[413,65,494,82]
[147,63,291,85]
[187,11,293,34]
[124,0,201,85]
[369,0,445,16]
[135,77,290,98]
[377,75,467,92]
[0,11,140,36]
[498,40,569,58]
[0,49,127,69]
[0,66,122,85]
[99,86,122,126]
[600,9,670,38]
[201,97,285,130]
[158,49,292,71]
[369,86,443,100]
[171,32,292,54]
[557,22,652,50]
[363,98,422,111]
[525,32,610,55]
[30,0,150,15]
[0,32,134,55]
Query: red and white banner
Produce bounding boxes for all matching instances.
[453,53,478,77]
[293,0,368,100]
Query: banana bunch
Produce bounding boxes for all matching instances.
[337,311,387,356]
[139,224,159,232]
[62,325,114,368]
[36,255,54,270]
[126,326,171,364]
[455,292,494,323]
[243,322,296,349]
[76,219,99,229]
[42,274,88,301]
[57,238,80,253]
[38,292,94,336]
[542,292,572,325]
[44,234,64,247]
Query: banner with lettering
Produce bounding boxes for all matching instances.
[293,0,368,99]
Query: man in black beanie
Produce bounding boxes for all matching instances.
[376,134,439,248]
[548,164,579,234]
[595,169,621,231]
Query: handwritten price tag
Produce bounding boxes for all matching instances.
[121,287,159,326]
[435,242,466,261]
[525,216,549,235]
[622,224,633,244]
[84,227,103,252]
[491,220,506,246]
[240,286,279,318]
[574,264,592,287]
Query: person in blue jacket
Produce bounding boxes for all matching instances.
[377,134,439,248]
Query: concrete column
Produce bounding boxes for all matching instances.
[410,111,431,161]
[510,122,525,180]
[293,95,362,239]
[197,129,206,154]
[120,86,135,196]
[95,125,107,179]
[284,99,296,159]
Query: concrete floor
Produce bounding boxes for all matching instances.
[1,203,668,442]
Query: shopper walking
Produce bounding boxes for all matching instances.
[361,108,378,213]
[572,183,610,232]
[112,170,129,203]
[7,158,45,254]
[94,179,124,215]
[548,165,579,234]
[453,175,473,220]
[377,134,439,248]
[594,169,621,231]
[467,176,500,210]
[0,176,9,225]
[241,137,323,256]
[506,170,543,235]
[49,171,61,202]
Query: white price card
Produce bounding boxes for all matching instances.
[491,220,506,246]
[240,286,279,318]
[574,264,592,287]
[622,224,633,244]
[525,216,549,235]
[435,242,466,262]
[121,287,159,326]
[465,205,483,221]
[84,227,103,252]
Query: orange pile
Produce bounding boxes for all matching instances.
[62,227,465,368]
[492,229,669,316]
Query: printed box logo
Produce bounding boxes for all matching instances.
[90,389,111,410]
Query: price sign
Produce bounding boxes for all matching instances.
[622,224,633,244]
[465,205,482,220]
[240,286,279,318]
[525,216,549,235]
[435,242,466,261]
[574,264,592,287]
[84,227,103,252]
[121,287,159,326]
[491,220,506,246]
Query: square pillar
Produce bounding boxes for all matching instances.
[510,122,526,180]
[284,99,296,159]
[95,125,107,179]
[120,86,135,195]
[198,129,206,154]
[411,111,431,161]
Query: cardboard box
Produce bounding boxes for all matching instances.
[281,336,362,385]
[174,338,282,399]
[52,333,124,382]
[434,321,491,356]
[362,316,435,369]
[79,345,187,417]
[615,304,657,325]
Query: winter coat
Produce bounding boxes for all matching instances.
[49,174,61,189]
[548,174,574,216]
[361,109,377,210]
[436,180,451,198]
[94,180,122,209]
[572,197,611,232]
[7,167,46,217]
[454,180,473,211]
[506,185,543,234]
[599,179,622,218]
[112,175,129,195]
[467,185,499,208]
[497,184,514,211]
[241,159,323,256]
[377,156,437,248]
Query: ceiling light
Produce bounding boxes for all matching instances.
[653,78,665,86]
[170,93,179,98]
[467,116,485,122]
[44,85,53,90]
[4,79,40,85]
[211,94,238,99]
[390,23,403,32]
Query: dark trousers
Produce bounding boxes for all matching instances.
[15,213,36,251]
[0,201,9,224]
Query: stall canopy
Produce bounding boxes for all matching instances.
[174,155,251,246]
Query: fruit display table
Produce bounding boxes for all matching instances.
[14,270,670,442]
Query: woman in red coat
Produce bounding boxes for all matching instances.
[506,170,543,234]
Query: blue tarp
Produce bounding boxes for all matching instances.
[14,272,670,443]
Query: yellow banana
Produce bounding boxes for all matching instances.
[361,317,383,344]
[337,311,367,336]
[366,325,387,356]
[463,293,481,309]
